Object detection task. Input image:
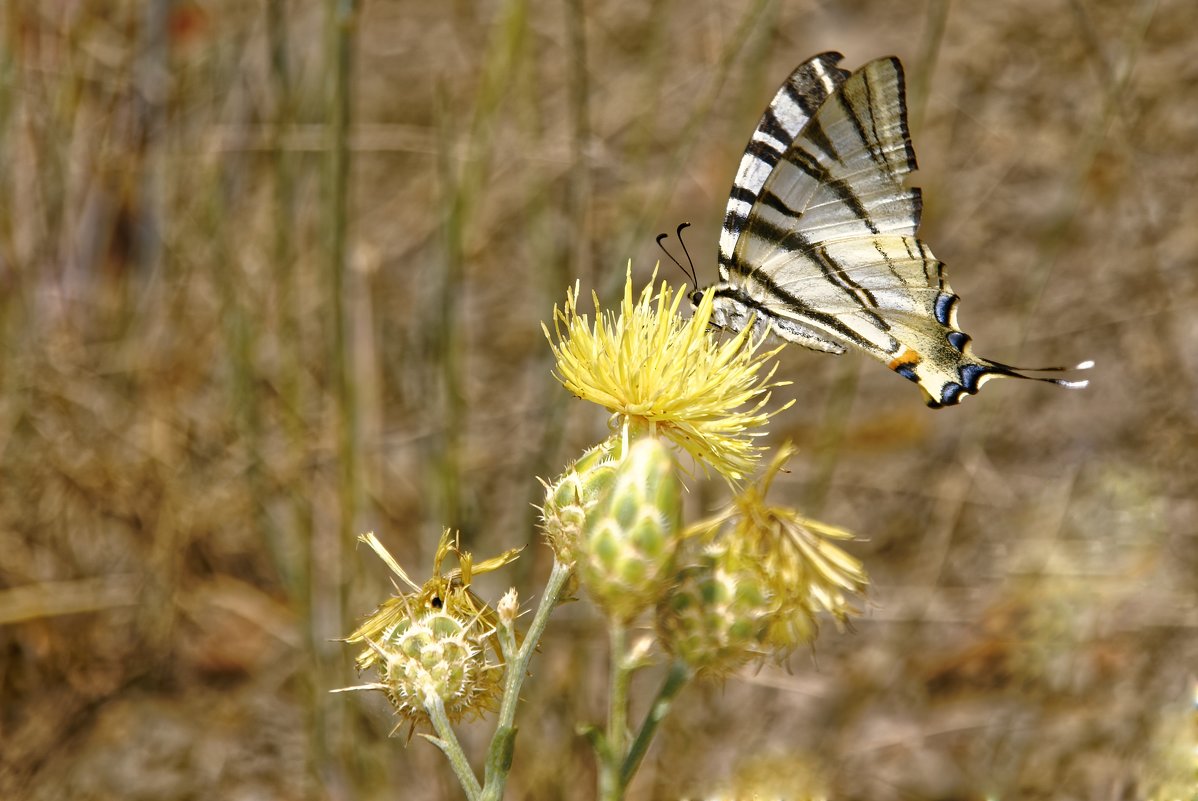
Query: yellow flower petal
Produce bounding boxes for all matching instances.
[544,265,791,481]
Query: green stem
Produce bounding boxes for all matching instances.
[479,559,574,800]
[424,695,482,800]
[620,660,692,789]
[599,620,630,801]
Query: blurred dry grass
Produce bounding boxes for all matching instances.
[1,1,1195,799]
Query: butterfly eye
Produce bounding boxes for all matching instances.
[689,289,705,307]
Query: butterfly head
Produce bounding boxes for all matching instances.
[690,284,726,331]
[693,283,771,340]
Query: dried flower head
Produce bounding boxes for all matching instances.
[543,266,791,481]
[681,444,868,662]
[355,605,503,729]
[338,531,521,731]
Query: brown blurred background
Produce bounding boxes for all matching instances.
[1,1,1194,799]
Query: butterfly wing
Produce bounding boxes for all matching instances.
[718,52,851,282]
[724,57,1079,407]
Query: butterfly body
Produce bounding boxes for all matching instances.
[699,53,1088,408]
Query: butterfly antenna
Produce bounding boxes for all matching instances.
[674,222,699,287]
[655,231,691,287]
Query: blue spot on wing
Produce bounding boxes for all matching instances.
[959,363,992,392]
[934,293,957,326]
[940,382,965,405]
[947,331,970,353]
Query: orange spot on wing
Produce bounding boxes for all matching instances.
[887,349,921,372]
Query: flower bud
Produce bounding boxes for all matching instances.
[497,587,519,630]
[541,439,618,566]
[579,436,681,622]
[657,544,774,678]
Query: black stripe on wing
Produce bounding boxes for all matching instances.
[764,145,882,235]
[794,108,842,164]
[891,59,919,175]
[712,281,877,351]
[840,57,918,179]
[734,215,893,336]
[838,68,888,174]
[773,53,851,136]
[756,107,796,152]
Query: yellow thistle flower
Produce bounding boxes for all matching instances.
[543,266,791,482]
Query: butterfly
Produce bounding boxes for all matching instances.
[688,52,1090,408]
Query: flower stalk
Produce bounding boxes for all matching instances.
[423,694,483,800]
[621,659,692,788]
[480,558,575,800]
[598,620,631,801]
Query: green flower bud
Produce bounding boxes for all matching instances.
[541,438,618,566]
[657,544,775,678]
[579,436,681,622]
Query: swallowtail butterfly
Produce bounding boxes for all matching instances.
[694,53,1090,407]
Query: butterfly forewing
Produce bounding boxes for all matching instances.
[718,53,850,280]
